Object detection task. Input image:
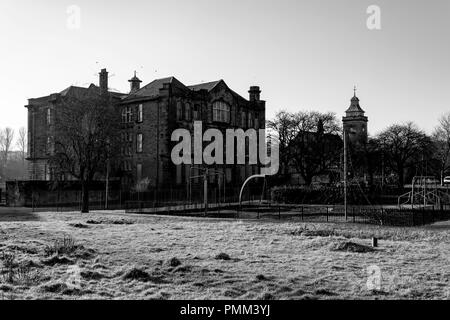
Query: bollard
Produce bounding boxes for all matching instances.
[372,237,378,248]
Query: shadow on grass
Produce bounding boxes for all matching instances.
[0,207,41,222]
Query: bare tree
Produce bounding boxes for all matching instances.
[377,122,433,188]
[268,110,342,185]
[432,113,450,184]
[16,127,27,166]
[289,111,342,185]
[267,111,298,176]
[0,127,15,168]
[49,95,120,213]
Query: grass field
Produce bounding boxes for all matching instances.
[0,208,448,300]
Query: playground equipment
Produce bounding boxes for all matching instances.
[398,176,443,208]
[188,166,226,211]
[239,174,266,206]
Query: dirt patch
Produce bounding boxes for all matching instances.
[41,255,74,266]
[86,219,134,225]
[331,241,375,253]
[215,253,231,260]
[69,223,89,229]
[290,226,336,237]
[167,257,182,267]
[81,270,107,280]
[39,281,83,296]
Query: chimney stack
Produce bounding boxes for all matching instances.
[99,68,108,93]
[249,86,261,102]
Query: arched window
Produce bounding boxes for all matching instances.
[212,101,230,123]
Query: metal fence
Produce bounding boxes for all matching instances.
[125,202,450,227]
[29,185,265,212]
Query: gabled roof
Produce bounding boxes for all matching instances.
[121,77,250,103]
[123,77,190,101]
[59,84,126,98]
[189,79,248,102]
[187,80,222,92]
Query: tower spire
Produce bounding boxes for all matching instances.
[353,85,357,97]
[128,71,142,93]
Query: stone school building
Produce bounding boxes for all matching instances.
[25,69,266,191]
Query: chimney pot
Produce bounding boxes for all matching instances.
[249,86,261,102]
[99,68,108,93]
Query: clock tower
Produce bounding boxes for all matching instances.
[342,87,368,146]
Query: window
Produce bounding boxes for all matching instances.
[46,136,54,155]
[47,108,52,125]
[241,111,247,128]
[136,164,142,182]
[212,101,230,123]
[247,112,254,128]
[137,104,143,122]
[176,165,182,185]
[226,168,232,183]
[185,103,191,121]
[122,106,133,123]
[193,105,200,120]
[136,133,143,153]
[123,161,132,172]
[254,113,259,129]
[176,101,183,121]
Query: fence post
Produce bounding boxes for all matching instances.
[301,206,304,221]
[279,206,281,220]
[326,207,329,222]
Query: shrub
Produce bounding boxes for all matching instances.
[44,236,77,257]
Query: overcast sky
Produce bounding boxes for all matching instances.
[1,0,449,137]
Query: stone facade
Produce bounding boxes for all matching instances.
[25,69,125,181]
[119,76,266,189]
[25,69,266,191]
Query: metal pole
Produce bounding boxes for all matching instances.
[105,159,110,210]
[344,129,348,221]
[204,169,208,215]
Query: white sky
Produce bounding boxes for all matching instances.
[0,0,449,136]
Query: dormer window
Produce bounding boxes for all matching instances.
[212,101,230,123]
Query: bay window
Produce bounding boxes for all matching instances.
[212,101,230,123]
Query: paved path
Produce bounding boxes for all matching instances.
[424,220,450,231]
[0,206,41,222]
